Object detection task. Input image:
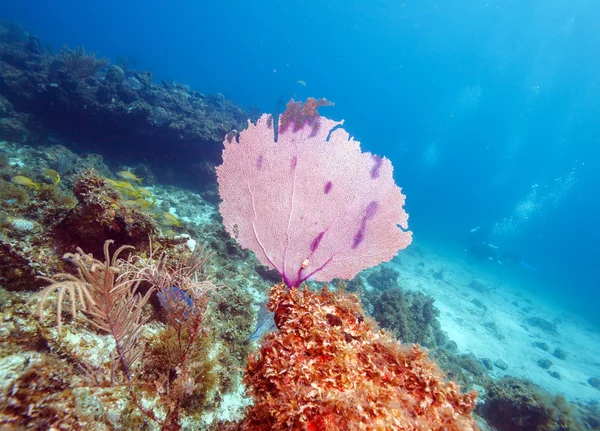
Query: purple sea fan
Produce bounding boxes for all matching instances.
[216,99,412,288]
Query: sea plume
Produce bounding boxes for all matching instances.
[37,240,152,381]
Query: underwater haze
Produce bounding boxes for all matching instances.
[2,0,600,428]
[6,0,595,322]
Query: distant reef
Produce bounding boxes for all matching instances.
[0,19,252,186]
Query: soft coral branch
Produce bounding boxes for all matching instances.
[38,240,152,381]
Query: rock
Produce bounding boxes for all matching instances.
[537,358,553,369]
[122,75,143,91]
[532,341,549,351]
[480,358,494,371]
[26,35,42,54]
[587,377,600,389]
[552,347,568,360]
[526,317,558,334]
[10,218,35,232]
[548,370,561,380]
[104,65,124,86]
[471,298,488,311]
[494,359,508,370]
[186,238,197,252]
[483,320,505,340]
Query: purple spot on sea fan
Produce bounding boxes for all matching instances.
[256,155,264,170]
[352,201,379,249]
[309,120,321,137]
[370,155,382,179]
[352,229,364,249]
[364,201,379,219]
[310,231,325,253]
[290,156,298,170]
[324,181,333,194]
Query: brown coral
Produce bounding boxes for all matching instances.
[54,169,156,256]
[242,284,478,431]
[278,98,333,135]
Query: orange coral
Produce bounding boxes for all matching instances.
[278,97,333,134]
[242,284,478,431]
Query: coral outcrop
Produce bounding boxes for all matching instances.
[0,20,250,176]
[480,377,585,431]
[372,287,448,349]
[241,283,478,430]
[53,169,156,256]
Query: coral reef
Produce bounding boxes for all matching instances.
[350,266,448,349]
[371,287,448,348]
[577,401,600,430]
[0,21,596,428]
[366,265,400,291]
[432,350,493,393]
[0,142,77,291]
[240,283,478,430]
[0,36,248,152]
[60,45,109,81]
[0,240,252,429]
[0,24,251,197]
[480,377,585,431]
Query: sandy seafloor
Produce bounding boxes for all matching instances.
[382,237,600,403]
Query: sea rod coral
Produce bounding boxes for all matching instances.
[216,99,478,430]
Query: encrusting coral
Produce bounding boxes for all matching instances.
[241,283,478,431]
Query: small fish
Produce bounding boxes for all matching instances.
[117,171,143,184]
[43,169,60,185]
[106,178,139,198]
[137,187,156,203]
[137,187,153,198]
[297,80,307,86]
[12,175,40,190]
[130,198,152,209]
[162,212,182,227]
[115,180,136,191]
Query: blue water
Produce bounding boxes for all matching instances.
[2,0,599,324]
